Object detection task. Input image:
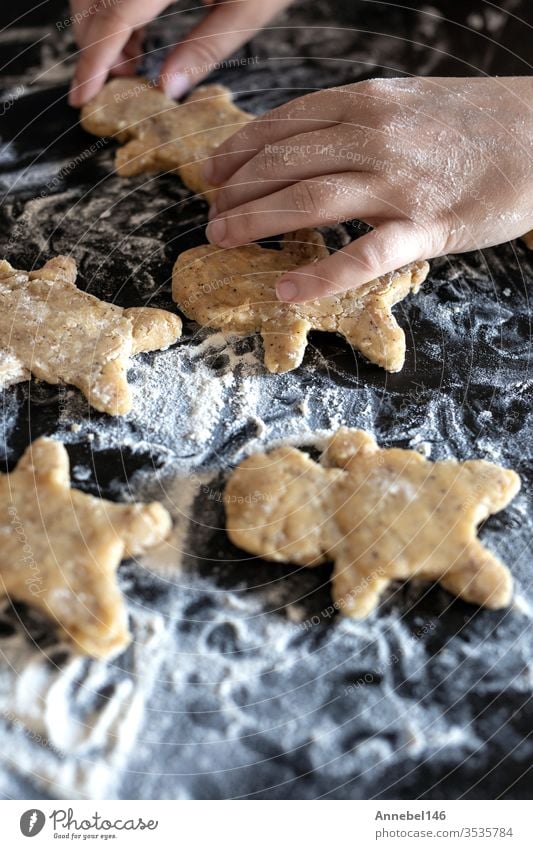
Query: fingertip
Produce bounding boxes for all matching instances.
[68,87,80,108]
[69,68,105,107]
[203,158,226,188]
[205,217,228,246]
[68,79,84,107]
[276,277,300,302]
[160,70,190,101]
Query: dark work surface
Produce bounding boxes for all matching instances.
[0,0,531,800]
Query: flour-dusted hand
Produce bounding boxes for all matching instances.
[204,77,533,302]
[68,0,293,106]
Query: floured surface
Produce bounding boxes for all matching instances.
[0,607,171,799]
[0,0,532,801]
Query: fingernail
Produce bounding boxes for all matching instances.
[276,277,299,302]
[163,72,190,100]
[208,199,218,220]
[206,218,227,246]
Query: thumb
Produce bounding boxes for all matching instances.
[276,220,431,303]
[160,0,289,99]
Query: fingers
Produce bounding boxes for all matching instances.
[109,28,146,77]
[70,0,94,49]
[203,88,348,187]
[211,125,377,215]
[69,19,132,106]
[206,173,388,246]
[160,0,292,100]
[275,220,432,302]
[69,1,167,107]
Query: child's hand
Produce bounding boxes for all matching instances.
[204,77,533,302]
[68,0,292,107]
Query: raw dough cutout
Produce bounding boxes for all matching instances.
[225,427,520,616]
[0,437,172,657]
[81,78,252,197]
[0,256,182,415]
[172,229,429,373]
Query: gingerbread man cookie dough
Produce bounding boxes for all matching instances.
[522,231,533,249]
[172,230,429,373]
[225,428,520,617]
[80,78,252,197]
[0,256,182,415]
[0,438,172,657]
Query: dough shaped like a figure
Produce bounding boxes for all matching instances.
[225,428,520,616]
[0,438,172,657]
[522,231,533,249]
[0,256,182,415]
[80,78,252,197]
[173,229,429,373]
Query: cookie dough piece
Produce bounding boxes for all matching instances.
[225,427,520,617]
[80,77,252,197]
[0,437,172,657]
[172,229,429,373]
[0,256,182,415]
[522,231,533,249]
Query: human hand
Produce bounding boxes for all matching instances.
[158,0,293,99]
[204,77,533,302]
[68,0,293,107]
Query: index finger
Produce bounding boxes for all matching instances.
[204,88,346,186]
[69,1,168,107]
[159,0,293,99]
[69,18,133,106]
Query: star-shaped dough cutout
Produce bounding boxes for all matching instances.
[0,437,172,657]
[173,229,429,373]
[80,78,252,197]
[225,428,520,616]
[0,256,182,415]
